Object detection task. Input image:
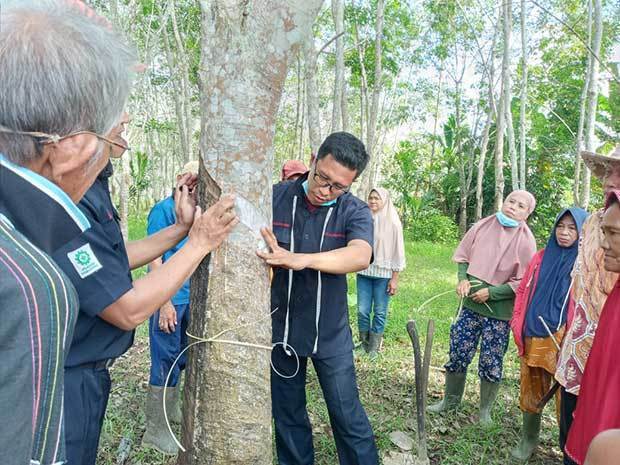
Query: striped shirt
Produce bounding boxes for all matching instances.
[358,263,394,279]
[0,214,78,465]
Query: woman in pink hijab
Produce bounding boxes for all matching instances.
[356,187,406,358]
[427,190,537,425]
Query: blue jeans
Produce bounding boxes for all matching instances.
[271,348,379,465]
[444,307,511,383]
[148,303,189,386]
[356,275,390,334]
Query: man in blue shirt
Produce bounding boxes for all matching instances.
[258,132,379,465]
[143,161,198,454]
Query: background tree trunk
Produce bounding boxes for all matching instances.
[341,71,349,132]
[305,35,322,156]
[357,0,384,199]
[331,0,345,132]
[119,153,130,240]
[366,0,384,159]
[494,0,511,211]
[580,0,603,209]
[179,2,322,464]
[475,14,500,221]
[502,0,517,192]
[573,0,592,205]
[518,0,528,189]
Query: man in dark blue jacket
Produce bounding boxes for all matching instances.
[258,132,379,465]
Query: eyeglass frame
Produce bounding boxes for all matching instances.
[310,161,352,194]
[0,125,129,152]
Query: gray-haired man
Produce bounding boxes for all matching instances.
[0,2,237,464]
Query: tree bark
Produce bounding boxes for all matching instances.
[341,71,349,132]
[573,0,593,205]
[304,35,322,156]
[179,2,322,464]
[366,0,384,162]
[518,0,528,189]
[331,0,345,132]
[357,0,384,200]
[580,0,602,209]
[502,0,517,192]
[475,15,500,221]
[506,96,518,190]
[169,0,194,161]
[494,0,511,211]
[163,29,191,163]
[429,64,444,185]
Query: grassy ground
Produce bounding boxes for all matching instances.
[97,224,563,464]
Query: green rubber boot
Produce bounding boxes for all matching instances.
[165,386,182,425]
[427,371,467,413]
[355,330,370,354]
[142,385,179,455]
[510,412,542,460]
[479,380,501,425]
[368,332,383,360]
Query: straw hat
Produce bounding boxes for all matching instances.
[581,145,620,180]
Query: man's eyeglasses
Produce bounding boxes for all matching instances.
[312,166,351,194]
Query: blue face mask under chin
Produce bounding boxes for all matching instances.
[302,180,337,206]
[496,211,520,228]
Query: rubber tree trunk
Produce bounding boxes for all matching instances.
[518,0,528,189]
[475,14,499,221]
[580,0,603,210]
[331,0,345,132]
[494,0,511,211]
[179,2,322,464]
[305,35,322,156]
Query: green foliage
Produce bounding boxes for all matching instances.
[410,208,460,244]
[129,150,152,211]
[344,0,421,91]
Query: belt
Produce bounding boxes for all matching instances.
[70,358,116,371]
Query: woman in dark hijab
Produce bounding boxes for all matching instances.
[510,207,588,460]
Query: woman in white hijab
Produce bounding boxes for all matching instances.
[356,187,406,358]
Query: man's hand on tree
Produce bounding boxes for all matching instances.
[158,303,177,334]
[187,194,238,253]
[174,173,199,232]
[256,228,309,271]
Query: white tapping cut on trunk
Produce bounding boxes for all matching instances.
[179,2,322,464]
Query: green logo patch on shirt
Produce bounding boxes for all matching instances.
[68,243,102,278]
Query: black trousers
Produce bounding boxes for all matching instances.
[560,387,579,465]
[271,348,379,465]
[64,364,112,465]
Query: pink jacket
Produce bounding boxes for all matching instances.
[510,249,575,357]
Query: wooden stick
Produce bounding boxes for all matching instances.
[407,319,434,465]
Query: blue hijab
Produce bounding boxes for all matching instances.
[524,207,589,337]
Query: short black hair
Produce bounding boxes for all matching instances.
[316,132,369,177]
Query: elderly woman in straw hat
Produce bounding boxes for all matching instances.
[555,145,620,465]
